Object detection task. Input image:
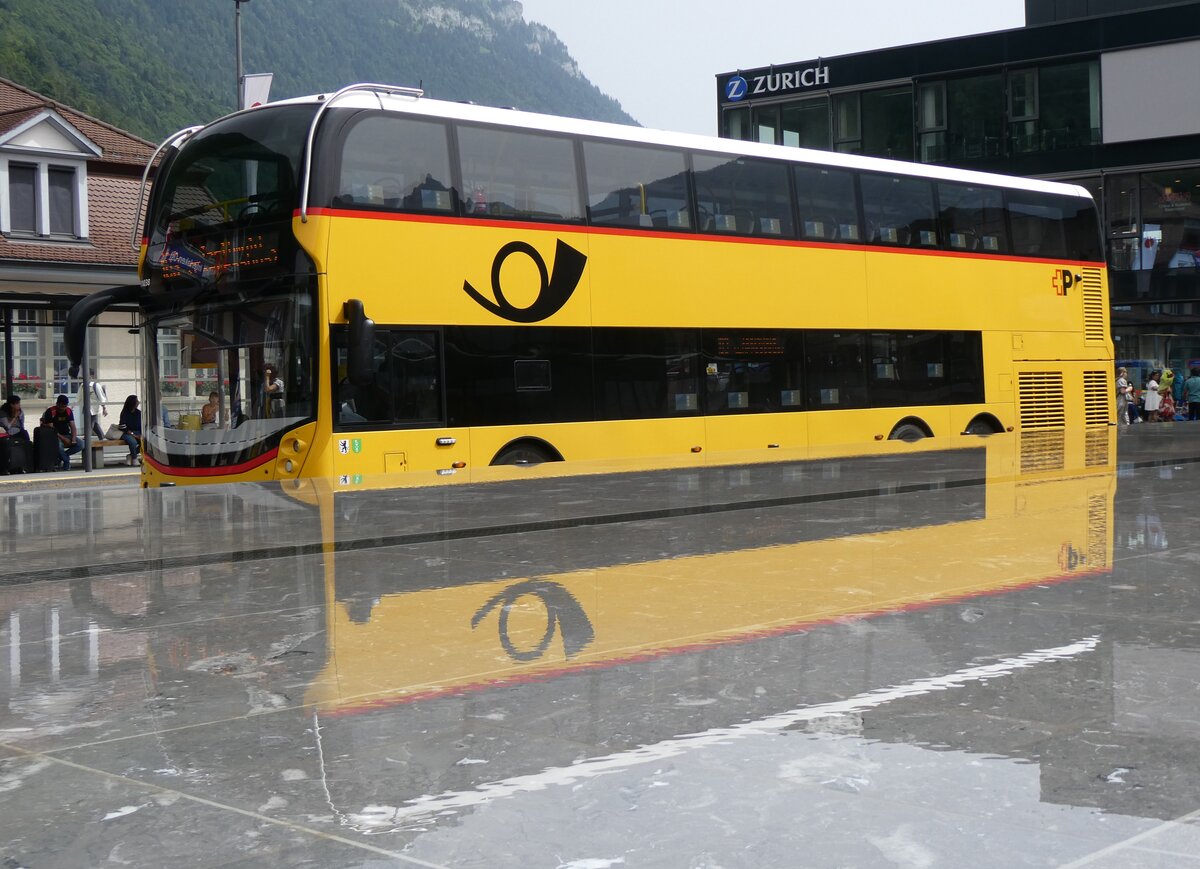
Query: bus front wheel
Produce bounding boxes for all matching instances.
[490,441,560,466]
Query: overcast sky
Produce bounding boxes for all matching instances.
[518,1,1026,135]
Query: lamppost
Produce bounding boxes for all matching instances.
[234,0,251,110]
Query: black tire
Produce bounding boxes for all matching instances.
[888,423,927,442]
[965,418,1000,436]
[491,443,556,466]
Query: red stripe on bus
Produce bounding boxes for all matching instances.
[299,207,1105,268]
[144,448,278,477]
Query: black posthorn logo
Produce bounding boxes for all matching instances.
[463,240,587,323]
[470,579,595,662]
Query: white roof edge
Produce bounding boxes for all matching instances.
[256,89,1092,200]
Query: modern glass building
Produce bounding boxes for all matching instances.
[717,1,1200,372]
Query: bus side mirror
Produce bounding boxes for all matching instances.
[343,299,376,387]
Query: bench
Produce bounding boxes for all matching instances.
[87,438,130,467]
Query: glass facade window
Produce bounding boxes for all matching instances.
[860,87,913,161]
[1009,68,1039,153]
[833,93,861,153]
[692,154,794,237]
[793,165,860,243]
[781,99,829,150]
[754,105,780,145]
[723,107,752,142]
[584,142,692,230]
[917,83,946,163]
[946,74,1005,163]
[458,126,583,222]
[1038,61,1100,151]
[1141,169,1200,271]
[860,174,938,247]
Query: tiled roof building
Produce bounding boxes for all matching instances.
[0,77,157,410]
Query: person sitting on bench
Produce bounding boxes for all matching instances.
[118,395,143,466]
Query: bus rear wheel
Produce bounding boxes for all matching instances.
[964,415,1002,436]
[888,422,928,442]
[491,442,559,466]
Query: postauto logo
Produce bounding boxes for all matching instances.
[725,76,748,102]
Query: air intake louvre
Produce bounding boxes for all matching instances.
[1019,371,1065,429]
[1081,267,1106,343]
[1087,493,1109,569]
[1085,428,1110,467]
[1083,370,1109,427]
[1020,430,1066,474]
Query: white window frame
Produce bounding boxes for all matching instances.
[0,108,99,240]
[0,156,89,239]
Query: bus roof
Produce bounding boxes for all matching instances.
[245,86,1094,202]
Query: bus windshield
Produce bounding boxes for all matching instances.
[143,290,315,470]
[148,105,315,252]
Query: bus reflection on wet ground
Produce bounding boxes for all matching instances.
[3,427,1200,867]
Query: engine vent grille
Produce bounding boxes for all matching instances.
[1083,370,1110,427]
[1081,267,1106,343]
[1019,371,1065,429]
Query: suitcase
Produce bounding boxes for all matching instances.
[33,426,59,472]
[8,438,28,473]
[0,438,10,475]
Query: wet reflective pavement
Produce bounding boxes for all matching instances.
[3,427,1200,867]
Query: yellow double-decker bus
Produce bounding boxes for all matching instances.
[67,84,1113,487]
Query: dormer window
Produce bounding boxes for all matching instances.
[0,108,99,241]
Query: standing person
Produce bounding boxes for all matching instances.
[263,365,284,418]
[1183,367,1200,422]
[1143,370,1162,422]
[1159,380,1177,422]
[117,395,142,466]
[76,368,108,439]
[1160,368,1176,406]
[1115,367,1132,426]
[41,394,82,470]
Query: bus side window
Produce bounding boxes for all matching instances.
[703,330,801,413]
[805,331,868,408]
[584,141,693,231]
[794,165,859,243]
[335,114,455,213]
[937,182,1008,254]
[861,174,936,248]
[692,153,793,238]
[1007,191,1101,261]
[457,125,583,223]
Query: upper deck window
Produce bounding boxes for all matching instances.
[793,165,860,243]
[150,105,314,244]
[458,125,583,223]
[860,174,938,248]
[937,183,1008,253]
[335,115,455,213]
[692,154,793,237]
[584,141,692,230]
[1008,191,1102,261]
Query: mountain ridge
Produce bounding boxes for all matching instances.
[0,0,635,141]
